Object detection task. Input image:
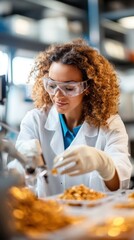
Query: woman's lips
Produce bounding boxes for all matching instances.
[55,101,68,107]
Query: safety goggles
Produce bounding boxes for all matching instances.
[43,77,90,97]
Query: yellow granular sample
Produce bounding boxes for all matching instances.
[59,184,106,201]
[114,201,134,209]
[51,168,58,175]
[128,192,134,199]
[87,216,134,239]
[8,187,84,237]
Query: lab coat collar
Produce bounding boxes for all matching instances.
[45,106,64,155]
[44,106,98,154]
[45,105,59,130]
[82,121,98,138]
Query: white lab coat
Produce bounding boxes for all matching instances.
[8,105,132,197]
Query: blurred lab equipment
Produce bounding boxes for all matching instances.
[0,122,51,239]
[6,84,33,128]
[0,74,6,105]
[0,122,24,240]
[0,76,55,239]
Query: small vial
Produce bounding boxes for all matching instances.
[25,166,37,195]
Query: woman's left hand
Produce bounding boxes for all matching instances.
[53,145,115,180]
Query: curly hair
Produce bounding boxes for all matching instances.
[28,38,120,127]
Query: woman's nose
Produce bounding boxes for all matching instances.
[55,87,65,97]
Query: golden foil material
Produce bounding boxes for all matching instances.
[8,187,84,237]
[128,192,134,199]
[59,184,106,201]
[87,216,134,239]
[114,201,134,209]
[51,168,58,175]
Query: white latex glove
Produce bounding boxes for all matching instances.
[16,139,44,168]
[16,139,42,157]
[53,145,115,181]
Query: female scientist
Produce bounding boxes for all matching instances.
[8,38,132,197]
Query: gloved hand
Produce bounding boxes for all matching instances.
[16,139,42,157]
[53,145,115,181]
[16,139,44,168]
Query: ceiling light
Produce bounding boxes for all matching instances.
[118,16,134,29]
[103,39,125,60]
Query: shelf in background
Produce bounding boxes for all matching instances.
[0,32,49,51]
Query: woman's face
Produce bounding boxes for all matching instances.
[48,62,85,118]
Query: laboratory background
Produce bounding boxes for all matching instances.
[0,0,134,239]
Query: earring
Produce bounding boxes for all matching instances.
[85,91,89,96]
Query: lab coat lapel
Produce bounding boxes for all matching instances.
[70,121,98,147]
[44,106,98,154]
[44,106,64,155]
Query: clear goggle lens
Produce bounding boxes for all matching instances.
[43,77,90,97]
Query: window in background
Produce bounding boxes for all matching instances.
[12,56,33,85]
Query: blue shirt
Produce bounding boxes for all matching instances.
[59,114,81,149]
